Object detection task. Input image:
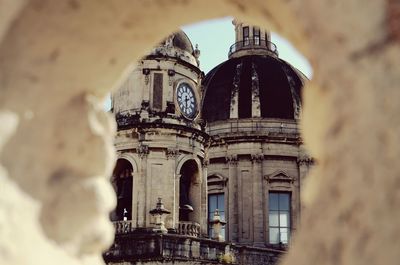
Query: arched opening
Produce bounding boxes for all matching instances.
[179,159,200,223]
[110,159,133,221]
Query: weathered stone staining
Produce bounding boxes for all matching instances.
[1,1,400,265]
[104,20,309,265]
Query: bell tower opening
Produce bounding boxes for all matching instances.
[110,159,133,221]
[179,159,200,222]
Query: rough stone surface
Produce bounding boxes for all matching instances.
[0,0,400,265]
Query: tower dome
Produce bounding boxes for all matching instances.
[148,30,200,67]
[202,21,305,122]
[202,55,304,122]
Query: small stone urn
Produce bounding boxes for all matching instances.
[210,209,226,241]
[149,198,171,233]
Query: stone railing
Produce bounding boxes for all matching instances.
[177,221,201,237]
[206,118,300,138]
[113,220,134,234]
[103,232,284,265]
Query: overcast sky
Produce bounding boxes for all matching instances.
[103,17,312,110]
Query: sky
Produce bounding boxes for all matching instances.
[182,17,312,77]
[103,17,312,110]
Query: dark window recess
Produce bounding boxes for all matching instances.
[153,73,163,110]
[243,26,250,46]
[254,27,260,45]
[110,159,133,221]
[166,101,175,114]
[238,58,252,118]
[179,160,197,222]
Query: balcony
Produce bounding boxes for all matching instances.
[113,220,201,237]
[113,220,134,234]
[103,231,284,265]
[228,39,278,57]
[177,221,201,237]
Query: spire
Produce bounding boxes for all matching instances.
[228,19,278,58]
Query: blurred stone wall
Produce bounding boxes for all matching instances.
[0,0,399,265]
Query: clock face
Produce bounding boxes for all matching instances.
[176,82,197,119]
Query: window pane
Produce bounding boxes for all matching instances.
[217,194,224,211]
[279,193,290,211]
[220,211,225,221]
[280,228,289,244]
[208,211,214,220]
[269,193,279,210]
[269,228,280,244]
[269,211,279,226]
[279,212,289,227]
[209,195,217,212]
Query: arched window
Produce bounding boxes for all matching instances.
[110,159,133,221]
[179,160,199,222]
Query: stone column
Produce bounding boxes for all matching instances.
[166,148,179,229]
[201,158,209,236]
[226,155,238,242]
[297,156,312,223]
[251,153,264,246]
[137,144,149,227]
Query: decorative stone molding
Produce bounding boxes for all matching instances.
[137,144,149,159]
[165,148,179,159]
[251,153,263,163]
[202,158,209,168]
[225,155,238,165]
[119,148,136,154]
[265,170,295,184]
[207,174,227,191]
[297,157,315,166]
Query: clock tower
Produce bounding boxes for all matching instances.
[110,31,208,236]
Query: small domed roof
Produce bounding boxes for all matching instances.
[202,55,304,122]
[171,30,194,54]
[148,30,198,67]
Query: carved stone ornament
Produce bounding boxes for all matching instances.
[297,157,315,166]
[137,144,149,158]
[166,148,179,159]
[225,155,238,165]
[251,153,263,163]
[202,158,209,167]
[265,170,295,183]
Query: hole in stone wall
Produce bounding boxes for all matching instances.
[104,15,314,264]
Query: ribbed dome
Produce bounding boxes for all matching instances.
[202,55,304,122]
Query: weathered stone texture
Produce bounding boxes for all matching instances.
[1,0,400,265]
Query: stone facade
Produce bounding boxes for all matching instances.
[104,21,311,265]
[109,31,208,235]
